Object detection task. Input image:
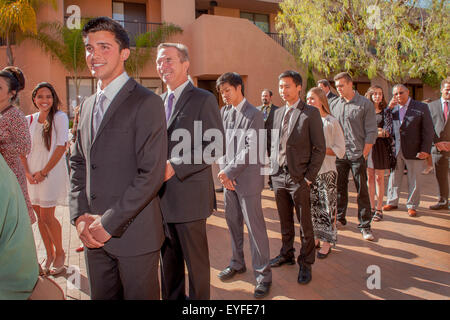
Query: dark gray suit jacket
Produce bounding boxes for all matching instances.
[257,104,278,152]
[428,99,450,157]
[270,101,326,183]
[220,101,264,197]
[159,82,225,223]
[391,99,434,159]
[69,78,168,256]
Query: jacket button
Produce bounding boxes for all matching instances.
[91,194,96,200]
[91,164,97,169]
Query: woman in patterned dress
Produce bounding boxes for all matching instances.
[0,66,36,224]
[23,82,68,275]
[306,87,346,259]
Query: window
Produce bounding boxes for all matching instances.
[113,1,147,46]
[240,12,269,33]
[139,78,163,95]
[67,78,97,117]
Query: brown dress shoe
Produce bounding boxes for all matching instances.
[408,209,417,217]
[383,205,398,211]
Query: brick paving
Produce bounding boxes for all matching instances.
[33,166,450,300]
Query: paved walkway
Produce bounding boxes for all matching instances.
[33,167,450,300]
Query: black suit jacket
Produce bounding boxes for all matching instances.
[159,82,225,223]
[428,99,450,156]
[69,78,167,256]
[327,91,338,104]
[270,101,326,183]
[391,99,434,159]
[257,104,279,151]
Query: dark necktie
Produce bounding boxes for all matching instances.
[166,93,175,122]
[444,101,448,122]
[278,107,294,166]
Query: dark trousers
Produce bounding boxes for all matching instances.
[267,143,273,187]
[336,156,372,230]
[271,168,315,266]
[160,219,210,300]
[85,247,160,300]
[433,152,449,202]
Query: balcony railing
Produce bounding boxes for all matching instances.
[266,32,299,53]
[63,16,162,46]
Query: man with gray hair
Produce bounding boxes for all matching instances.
[383,84,434,217]
[156,42,224,300]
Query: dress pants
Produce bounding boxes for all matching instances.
[224,189,272,284]
[160,219,210,300]
[432,152,449,202]
[386,150,423,209]
[85,247,160,300]
[336,156,372,230]
[271,168,315,266]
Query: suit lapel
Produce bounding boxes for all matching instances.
[167,82,194,128]
[92,78,136,147]
[273,106,284,138]
[83,95,96,149]
[287,101,305,138]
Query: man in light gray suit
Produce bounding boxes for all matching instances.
[427,77,450,210]
[69,17,167,300]
[215,72,272,299]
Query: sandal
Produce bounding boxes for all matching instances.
[372,209,383,222]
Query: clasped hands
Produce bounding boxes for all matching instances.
[26,170,47,185]
[75,213,112,248]
[218,170,236,191]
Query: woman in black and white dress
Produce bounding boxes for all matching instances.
[306,87,345,259]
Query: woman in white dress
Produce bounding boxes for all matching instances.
[24,82,68,275]
[306,87,346,259]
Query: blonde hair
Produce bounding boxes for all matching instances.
[308,87,331,115]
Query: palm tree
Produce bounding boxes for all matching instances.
[126,23,182,79]
[0,0,57,65]
[25,21,86,108]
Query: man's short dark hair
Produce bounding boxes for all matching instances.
[279,70,302,87]
[262,89,273,97]
[216,72,245,96]
[317,79,331,88]
[82,16,130,50]
[333,72,353,83]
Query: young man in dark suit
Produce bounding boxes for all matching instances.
[269,70,326,285]
[156,43,224,300]
[427,78,450,210]
[384,84,434,217]
[70,17,168,299]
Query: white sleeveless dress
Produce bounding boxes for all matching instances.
[27,121,69,208]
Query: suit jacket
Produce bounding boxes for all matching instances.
[327,91,338,104]
[69,78,168,257]
[270,100,326,183]
[428,99,450,156]
[220,101,264,197]
[159,82,225,223]
[391,99,434,159]
[257,104,278,150]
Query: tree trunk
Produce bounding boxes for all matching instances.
[6,34,14,66]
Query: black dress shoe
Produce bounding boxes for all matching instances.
[429,201,448,210]
[215,187,224,193]
[317,247,332,259]
[269,255,295,268]
[297,263,312,284]
[254,282,271,299]
[337,218,347,226]
[218,266,246,281]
